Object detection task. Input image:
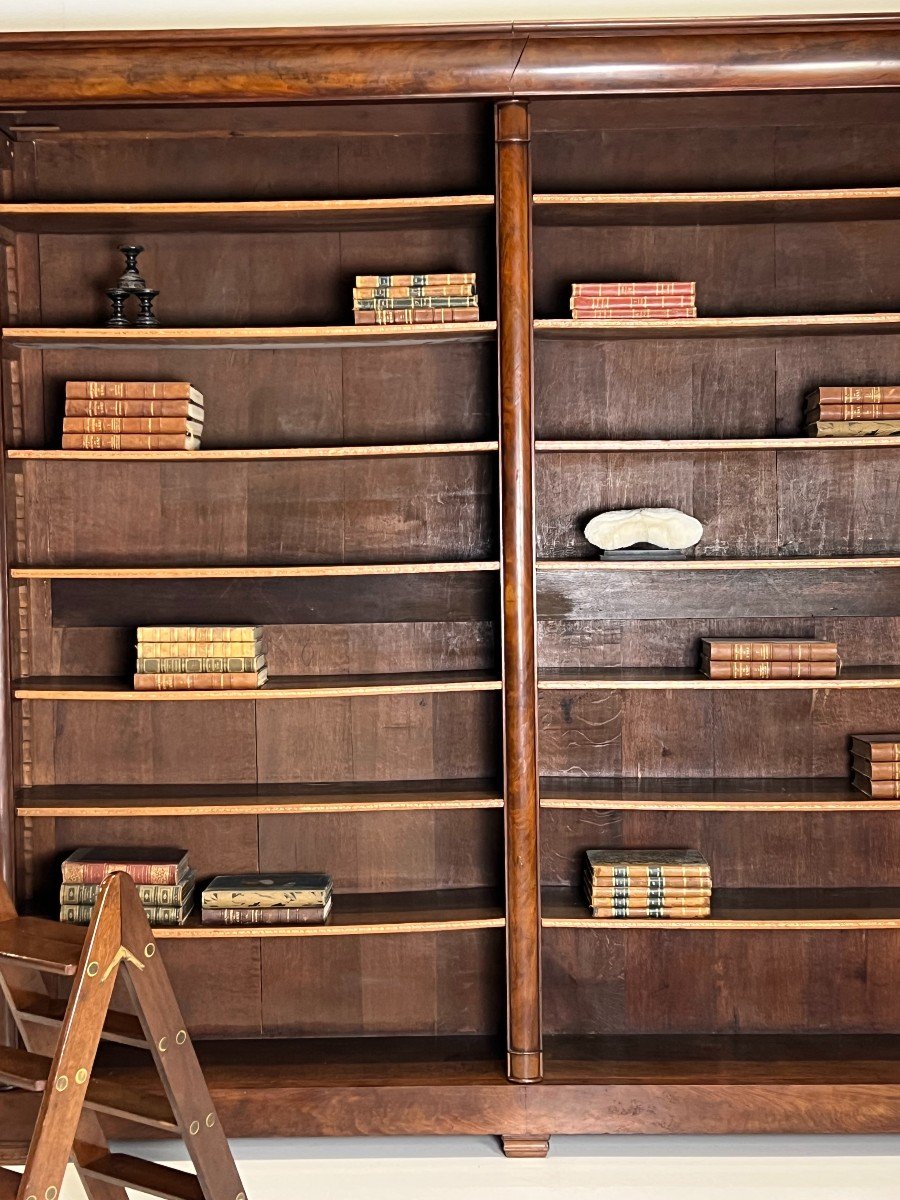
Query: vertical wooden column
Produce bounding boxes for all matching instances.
[495,99,542,1084]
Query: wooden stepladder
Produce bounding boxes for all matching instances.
[0,872,247,1200]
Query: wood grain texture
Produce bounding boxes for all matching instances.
[538,667,900,690]
[534,315,900,339]
[539,776,900,812]
[3,325,497,349]
[9,443,498,461]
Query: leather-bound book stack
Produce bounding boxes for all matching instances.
[135,626,267,691]
[699,638,839,680]
[59,846,195,926]
[584,849,712,919]
[201,873,333,926]
[62,381,203,450]
[851,734,900,799]
[805,386,900,438]
[353,273,479,324]
[569,281,697,320]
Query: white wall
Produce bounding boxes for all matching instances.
[1,0,898,32]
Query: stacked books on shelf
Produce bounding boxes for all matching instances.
[63,381,203,450]
[699,638,840,680]
[851,734,900,798]
[201,872,333,926]
[805,386,900,438]
[569,282,697,321]
[352,273,479,325]
[135,625,267,691]
[584,850,712,919]
[59,846,194,926]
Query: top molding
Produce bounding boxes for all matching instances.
[0,16,899,105]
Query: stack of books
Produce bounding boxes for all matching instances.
[59,846,194,926]
[851,734,900,798]
[699,637,840,680]
[352,273,479,325]
[135,625,267,691]
[62,381,203,450]
[569,282,697,321]
[201,872,333,926]
[584,849,712,919]
[805,386,900,438]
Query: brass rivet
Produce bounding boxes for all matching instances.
[189,1121,200,1135]
[55,1076,67,1092]
[205,1113,215,1128]
[86,961,99,977]
[75,1068,87,1085]
[45,1188,58,1200]
[158,1037,168,1053]
[144,943,155,958]
[175,1029,187,1045]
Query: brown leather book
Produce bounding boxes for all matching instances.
[590,904,711,919]
[585,884,712,902]
[808,386,900,403]
[62,433,201,450]
[64,398,204,419]
[852,774,900,799]
[585,849,710,879]
[133,669,267,690]
[65,381,203,401]
[701,658,838,679]
[572,282,695,297]
[586,891,711,908]
[202,902,332,926]
[570,307,697,320]
[353,285,474,299]
[61,846,190,885]
[583,869,712,897]
[850,735,900,762]
[807,403,900,420]
[701,638,838,662]
[851,755,900,781]
[355,273,475,287]
[354,308,480,325]
[63,417,202,435]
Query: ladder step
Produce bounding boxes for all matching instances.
[0,1166,22,1200]
[16,990,149,1047]
[0,916,83,975]
[81,1153,204,1200]
[0,1045,50,1090]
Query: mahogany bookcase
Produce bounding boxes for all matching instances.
[0,16,898,1159]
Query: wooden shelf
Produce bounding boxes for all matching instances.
[142,889,504,938]
[536,557,900,572]
[533,314,900,340]
[533,188,900,226]
[540,776,896,812]
[11,562,501,581]
[538,667,900,691]
[542,886,900,930]
[536,437,900,451]
[17,779,504,818]
[0,195,494,234]
[14,671,503,702]
[8,442,498,463]
[1,324,497,349]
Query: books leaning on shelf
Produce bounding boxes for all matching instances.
[804,386,900,438]
[352,273,479,325]
[59,846,194,926]
[699,638,840,680]
[62,381,204,450]
[201,872,333,925]
[135,626,267,690]
[569,281,697,321]
[584,849,712,919]
[851,734,900,798]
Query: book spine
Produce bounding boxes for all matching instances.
[138,627,261,642]
[138,641,261,657]
[353,285,474,299]
[64,398,204,418]
[202,892,330,909]
[65,381,198,400]
[201,907,328,925]
[852,756,900,781]
[809,403,900,420]
[704,643,838,662]
[571,283,695,297]
[811,386,900,403]
[134,672,265,690]
[570,307,696,320]
[63,417,202,434]
[136,656,263,673]
[61,434,200,450]
[587,893,710,907]
[591,905,711,918]
[807,420,900,437]
[60,881,190,905]
[701,660,838,679]
[569,296,698,310]
[354,308,479,325]
[854,742,900,762]
[61,862,181,885]
[589,867,711,880]
[61,905,190,925]
[355,296,478,310]
[852,774,900,798]
[354,273,475,287]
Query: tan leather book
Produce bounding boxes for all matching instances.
[851,755,900,781]
[138,626,262,643]
[850,734,900,762]
[133,669,267,690]
[808,386,900,403]
[353,284,474,299]
[852,774,900,799]
[701,638,838,662]
[63,417,203,435]
[585,849,710,879]
[590,904,711,919]
[355,273,475,287]
[354,307,480,324]
[62,433,201,450]
[701,659,838,679]
[806,419,900,437]
[64,398,204,419]
[65,381,203,401]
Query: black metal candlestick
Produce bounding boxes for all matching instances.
[135,288,160,327]
[117,245,147,293]
[105,288,130,328]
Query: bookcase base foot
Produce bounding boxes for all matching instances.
[500,1135,551,1158]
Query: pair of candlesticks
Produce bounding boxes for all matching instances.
[105,245,159,327]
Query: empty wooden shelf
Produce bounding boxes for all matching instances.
[538,667,900,691]
[536,437,900,451]
[534,314,900,339]
[540,777,900,812]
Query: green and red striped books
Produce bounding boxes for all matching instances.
[353,273,479,325]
